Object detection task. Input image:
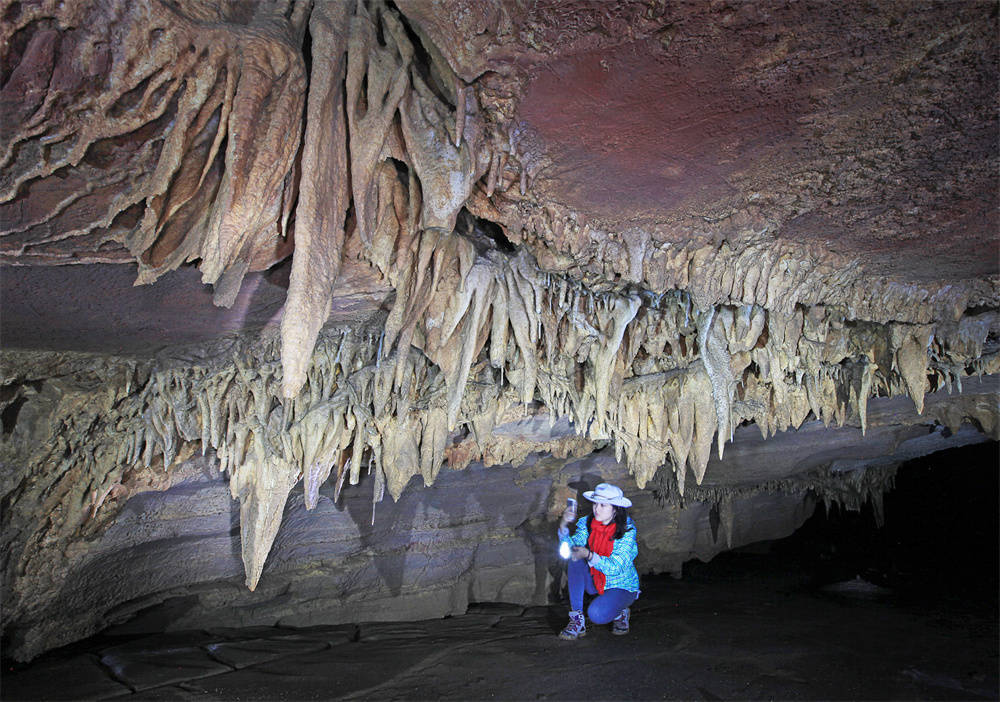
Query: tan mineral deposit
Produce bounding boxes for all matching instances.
[0,2,996,695]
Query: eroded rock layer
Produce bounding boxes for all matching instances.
[1,0,998,662]
[2,387,992,661]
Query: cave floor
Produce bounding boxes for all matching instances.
[4,555,997,702]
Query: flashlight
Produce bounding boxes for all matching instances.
[559,497,577,559]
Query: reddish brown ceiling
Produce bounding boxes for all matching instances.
[515,0,998,283]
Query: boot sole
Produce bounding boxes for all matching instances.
[558,630,587,640]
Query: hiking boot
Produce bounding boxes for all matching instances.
[612,607,630,635]
[559,610,586,640]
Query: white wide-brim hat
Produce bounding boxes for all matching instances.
[583,482,632,508]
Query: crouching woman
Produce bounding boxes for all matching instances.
[557,483,640,639]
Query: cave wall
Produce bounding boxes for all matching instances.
[2,373,994,661]
[1,443,815,659]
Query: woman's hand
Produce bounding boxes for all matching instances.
[570,546,591,561]
[560,506,576,526]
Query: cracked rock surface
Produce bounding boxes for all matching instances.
[5,550,997,701]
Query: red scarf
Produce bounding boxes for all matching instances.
[587,518,616,594]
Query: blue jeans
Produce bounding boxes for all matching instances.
[567,557,637,624]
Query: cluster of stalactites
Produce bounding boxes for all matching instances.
[100,328,454,590]
[381,229,999,497]
[651,463,901,548]
[4,241,997,589]
[169,218,1000,589]
[0,0,311,289]
[0,0,523,374]
[277,0,543,400]
[512,203,992,330]
[816,464,899,528]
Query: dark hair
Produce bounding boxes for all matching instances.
[588,506,631,540]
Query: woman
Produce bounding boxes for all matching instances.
[557,482,640,639]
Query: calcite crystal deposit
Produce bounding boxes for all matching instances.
[1,0,997,660]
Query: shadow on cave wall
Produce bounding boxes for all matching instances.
[326,456,612,606]
[280,451,617,609]
[0,264,290,355]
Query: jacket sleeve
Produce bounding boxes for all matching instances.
[558,516,589,548]
[590,525,637,576]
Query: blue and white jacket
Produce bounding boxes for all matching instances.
[558,515,640,594]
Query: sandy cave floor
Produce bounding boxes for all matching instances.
[4,552,997,702]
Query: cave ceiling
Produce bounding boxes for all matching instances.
[1,0,998,610]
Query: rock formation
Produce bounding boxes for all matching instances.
[1,0,997,661]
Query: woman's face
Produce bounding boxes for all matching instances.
[593,502,615,525]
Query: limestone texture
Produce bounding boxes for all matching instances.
[1,0,997,661]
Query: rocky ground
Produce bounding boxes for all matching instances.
[5,551,996,701]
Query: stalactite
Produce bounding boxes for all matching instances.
[346,0,410,247]
[895,325,933,414]
[280,1,351,399]
[399,71,487,232]
[698,307,732,460]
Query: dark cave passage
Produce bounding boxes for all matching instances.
[792,440,998,599]
[686,441,999,599]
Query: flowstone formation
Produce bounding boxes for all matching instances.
[1,0,998,661]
